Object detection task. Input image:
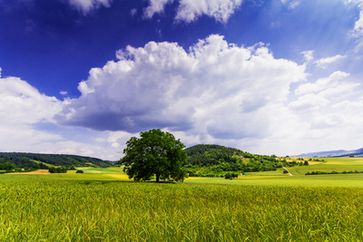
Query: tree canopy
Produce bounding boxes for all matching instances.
[121,129,187,182]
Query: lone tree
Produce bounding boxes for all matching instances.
[121,129,187,182]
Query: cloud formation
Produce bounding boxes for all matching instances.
[0,72,60,152]
[0,73,61,126]
[284,71,363,153]
[2,33,363,158]
[314,54,346,69]
[0,70,123,160]
[144,0,243,23]
[350,0,363,36]
[144,0,172,18]
[345,0,363,51]
[55,35,363,156]
[58,35,306,142]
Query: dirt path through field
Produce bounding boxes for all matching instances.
[282,167,293,176]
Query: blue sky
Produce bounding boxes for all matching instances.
[1,0,363,160]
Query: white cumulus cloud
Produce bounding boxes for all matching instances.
[0,73,60,152]
[144,0,243,23]
[284,70,363,153]
[3,33,363,158]
[57,35,306,143]
[144,0,173,18]
[0,70,123,160]
[0,75,61,125]
[55,36,363,156]
[176,0,243,23]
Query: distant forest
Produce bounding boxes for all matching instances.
[184,144,307,177]
[0,153,111,171]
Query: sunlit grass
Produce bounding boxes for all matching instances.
[286,157,363,175]
[2,157,363,240]
[1,174,363,241]
[76,167,123,174]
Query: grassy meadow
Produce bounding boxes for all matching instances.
[1,157,363,241]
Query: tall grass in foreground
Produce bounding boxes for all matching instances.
[1,175,363,241]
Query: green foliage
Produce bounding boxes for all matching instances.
[68,166,77,170]
[122,129,187,182]
[184,144,291,177]
[224,173,239,179]
[76,170,84,174]
[0,153,111,169]
[48,167,68,173]
[0,156,41,170]
[185,144,245,166]
[0,159,16,171]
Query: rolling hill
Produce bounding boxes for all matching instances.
[184,144,295,176]
[0,152,112,170]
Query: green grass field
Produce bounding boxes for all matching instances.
[1,157,363,241]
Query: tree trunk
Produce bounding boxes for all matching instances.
[156,173,160,183]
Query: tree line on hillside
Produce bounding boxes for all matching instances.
[1,130,312,180]
[119,129,310,182]
[0,153,111,173]
[183,144,308,177]
[306,170,363,175]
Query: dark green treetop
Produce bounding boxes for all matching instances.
[121,129,187,182]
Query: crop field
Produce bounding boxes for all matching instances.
[1,157,363,241]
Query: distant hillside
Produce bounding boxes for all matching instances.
[184,144,299,177]
[185,144,247,166]
[0,152,112,170]
[297,148,363,158]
